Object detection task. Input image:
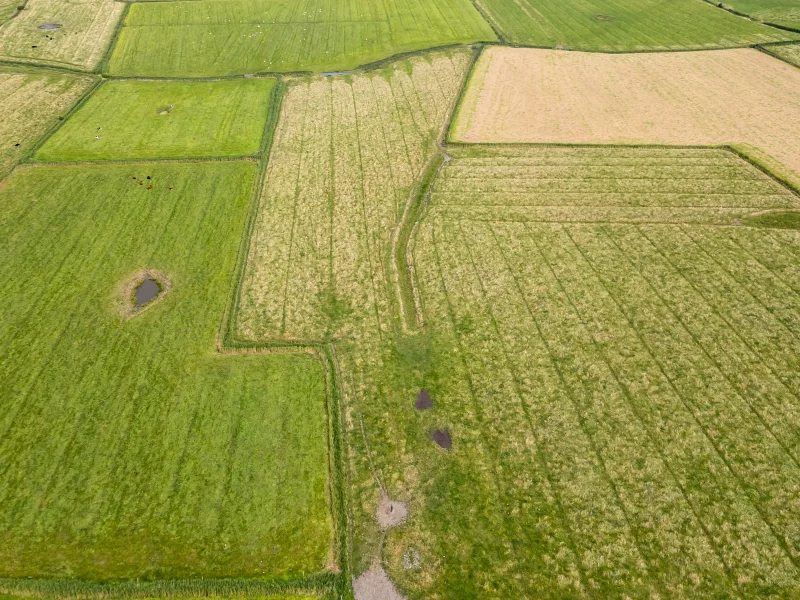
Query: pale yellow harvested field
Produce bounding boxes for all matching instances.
[238,51,471,342]
[0,0,124,69]
[0,68,94,180]
[454,47,800,176]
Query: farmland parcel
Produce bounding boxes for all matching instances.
[719,0,800,28]
[0,67,94,180]
[471,0,798,50]
[0,0,124,69]
[453,47,800,178]
[236,46,800,597]
[36,78,277,161]
[0,161,333,580]
[107,0,496,77]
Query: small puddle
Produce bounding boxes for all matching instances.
[432,428,451,450]
[592,14,615,21]
[135,278,161,307]
[38,23,62,30]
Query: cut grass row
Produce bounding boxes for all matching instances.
[0,160,333,581]
[106,0,495,77]
[472,0,799,49]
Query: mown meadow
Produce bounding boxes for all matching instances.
[0,161,333,580]
[720,0,800,28]
[107,0,496,77]
[472,0,798,49]
[36,78,277,161]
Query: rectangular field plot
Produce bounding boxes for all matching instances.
[431,145,800,224]
[721,0,800,28]
[107,0,495,77]
[410,211,800,597]
[769,42,800,67]
[0,0,124,69]
[0,161,333,580]
[473,0,798,50]
[0,67,94,180]
[36,78,276,161]
[453,47,800,178]
[237,50,472,342]
[405,149,800,595]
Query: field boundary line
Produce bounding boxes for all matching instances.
[443,45,483,144]
[466,0,506,43]
[24,155,260,167]
[18,74,103,168]
[98,1,131,75]
[0,57,91,74]
[0,572,338,599]
[391,47,480,333]
[211,79,352,598]
[756,43,800,69]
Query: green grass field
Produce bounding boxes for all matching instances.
[720,0,800,28]
[769,41,800,66]
[472,0,799,49]
[0,160,333,580]
[35,78,276,161]
[0,0,17,25]
[0,0,124,69]
[0,66,94,180]
[106,0,496,77]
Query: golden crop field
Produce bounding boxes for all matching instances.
[452,47,800,177]
[238,50,472,342]
[0,66,94,179]
[0,0,124,69]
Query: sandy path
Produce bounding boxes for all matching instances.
[454,47,800,177]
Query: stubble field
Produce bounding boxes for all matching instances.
[107,0,496,77]
[35,78,277,161]
[0,66,94,179]
[453,47,800,177]
[0,161,333,581]
[0,0,124,69]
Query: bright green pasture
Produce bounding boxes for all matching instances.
[721,0,800,28]
[474,0,798,49]
[36,78,275,161]
[0,161,332,580]
[106,0,496,77]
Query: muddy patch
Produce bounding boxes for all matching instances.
[591,14,616,21]
[118,269,171,318]
[415,389,432,410]
[38,23,62,30]
[377,494,408,529]
[353,562,406,600]
[432,428,452,449]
